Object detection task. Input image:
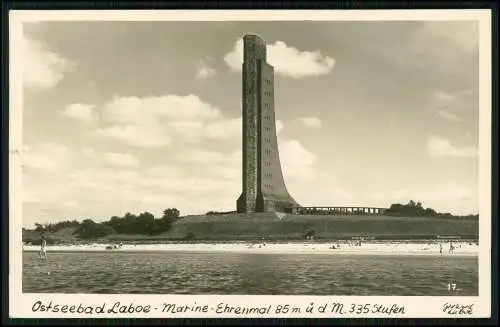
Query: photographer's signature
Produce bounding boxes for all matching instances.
[442,303,473,315]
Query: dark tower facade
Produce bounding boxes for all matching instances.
[236,34,300,213]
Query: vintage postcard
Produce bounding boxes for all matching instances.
[9,9,492,319]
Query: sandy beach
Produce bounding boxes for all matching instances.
[22,241,478,256]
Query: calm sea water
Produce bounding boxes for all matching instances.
[23,251,478,295]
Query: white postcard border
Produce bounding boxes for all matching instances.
[8,9,492,319]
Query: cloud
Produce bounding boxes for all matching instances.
[428,89,475,123]
[23,187,63,205]
[94,93,289,147]
[102,95,220,124]
[414,22,478,54]
[82,147,97,160]
[171,121,205,142]
[95,94,221,147]
[433,90,456,103]
[96,125,172,148]
[206,165,240,180]
[172,140,317,182]
[436,110,462,123]
[299,116,322,129]
[145,165,186,178]
[276,120,284,134]
[427,135,477,158]
[24,158,241,225]
[389,21,478,77]
[175,150,227,164]
[105,152,139,168]
[432,89,474,107]
[174,149,241,180]
[205,117,241,139]
[224,39,335,78]
[23,89,321,225]
[293,173,354,207]
[23,36,74,90]
[22,127,319,226]
[195,58,216,80]
[22,142,71,172]
[279,140,317,181]
[61,103,97,124]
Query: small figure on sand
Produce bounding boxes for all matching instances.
[105,243,123,250]
[330,243,341,250]
[449,242,455,254]
[39,236,47,261]
[439,243,443,255]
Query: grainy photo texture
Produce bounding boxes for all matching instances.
[9,10,492,319]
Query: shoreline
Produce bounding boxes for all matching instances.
[22,241,479,257]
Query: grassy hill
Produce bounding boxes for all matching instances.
[23,212,479,244]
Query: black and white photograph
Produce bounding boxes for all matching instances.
[8,9,492,318]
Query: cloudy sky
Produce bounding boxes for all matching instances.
[20,20,480,227]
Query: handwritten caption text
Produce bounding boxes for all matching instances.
[31,300,411,317]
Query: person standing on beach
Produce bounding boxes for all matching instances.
[439,243,443,255]
[39,236,47,260]
[449,242,455,254]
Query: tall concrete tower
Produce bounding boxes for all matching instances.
[236,34,300,213]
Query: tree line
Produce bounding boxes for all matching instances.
[30,208,181,239]
[385,200,478,219]
[26,201,478,240]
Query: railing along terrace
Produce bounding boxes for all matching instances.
[286,206,388,215]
